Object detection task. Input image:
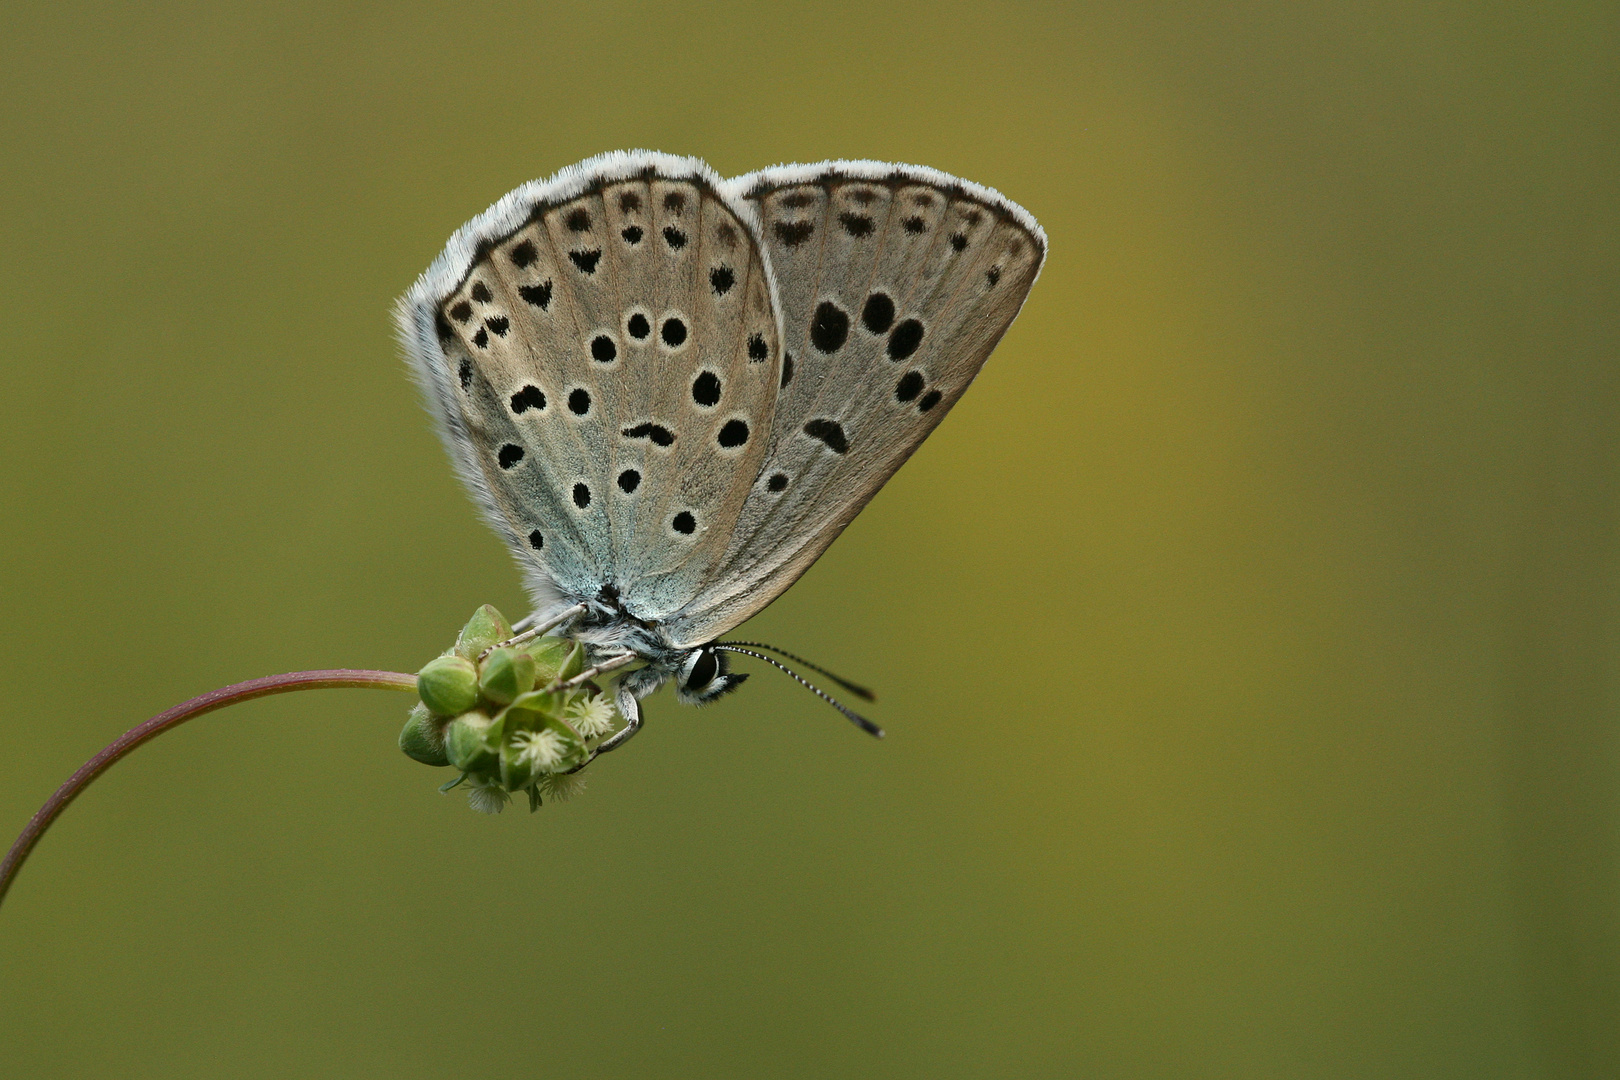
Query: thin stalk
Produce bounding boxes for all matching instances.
[0,668,418,910]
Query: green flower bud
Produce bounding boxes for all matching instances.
[478,646,536,705]
[417,654,480,716]
[455,604,514,661]
[445,709,499,773]
[398,703,450,767]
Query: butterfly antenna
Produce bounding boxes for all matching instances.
[712,646,884,739]
[716,641,877,702]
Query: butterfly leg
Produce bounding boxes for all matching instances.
[593,678,644,755]
[550,651,638,691]
[480,603,587,659]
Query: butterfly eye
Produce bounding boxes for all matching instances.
[684,648,719,693]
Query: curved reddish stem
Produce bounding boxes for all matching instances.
[0,668,418,910]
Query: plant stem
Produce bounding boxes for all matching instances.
[0,668,418,910]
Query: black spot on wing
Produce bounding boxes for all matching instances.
[573,482,591,509]
[766,472,788,492]
[717,419,749,448]
[861,292,895,334]
[803,418,848,454]
[510,385,546,413]
[619,192,641,212]
[775,221,815,247]
[691,371,721,407]
[450,300,474,322]
[887,319,925,361]
[810,301,849,353]
[458,359,472,389]
[528,530,543,550]
[661,317,687,347]
[509,240,537,268]
[485,316,509,337]
[498,444,525,469]
[672,511,696,535]
[895,371,924,403]
[618,469,641,494]
[621,224,643,245]
[838,212,875,238]
[710,266,735,295]
[566,208,592,232]
[748,333,768,361]
[918,390,942,412]
[591,335,617,362]
[569,249,601,274]
[622,423,675,446]
[663,226,687,250]
[627,312,650,339]
[569,388,591,415]
[518,281,552,310]
[471,282,492,303]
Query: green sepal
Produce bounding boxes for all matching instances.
[527,785,542,812]
[494,691,558,791]
[495,693,589,789]
[478,646,536,706]
[398,703,451,767]
[417,655,480,717]
[455,605,513,661]
[445,709,499,773]
[439,773,467,793]
[558,642,586,681]
[523,636,574,683]
[505,687,566,720]
[499,735,537,792]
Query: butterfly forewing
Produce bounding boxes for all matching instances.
[402,155,783,621]
[661,162,1045,646]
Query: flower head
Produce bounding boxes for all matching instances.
[512,727,567,772]
[537,771,587,803]
[465,775,511,814]
[566,693,618,739]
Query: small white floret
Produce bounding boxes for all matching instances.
[538,771,587,802]
[567,694,618,739]
[465,777,510,814]
[513,728,567,771]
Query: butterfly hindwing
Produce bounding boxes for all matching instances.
[661,161,1046,646]
[398,153,783,618]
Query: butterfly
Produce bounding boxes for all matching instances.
[396,151,1044,763]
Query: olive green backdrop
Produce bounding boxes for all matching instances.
[1,2,1614,1077]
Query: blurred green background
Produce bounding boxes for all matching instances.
[1,2,1615,1077]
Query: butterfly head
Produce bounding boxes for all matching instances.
[674,645,748,706]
